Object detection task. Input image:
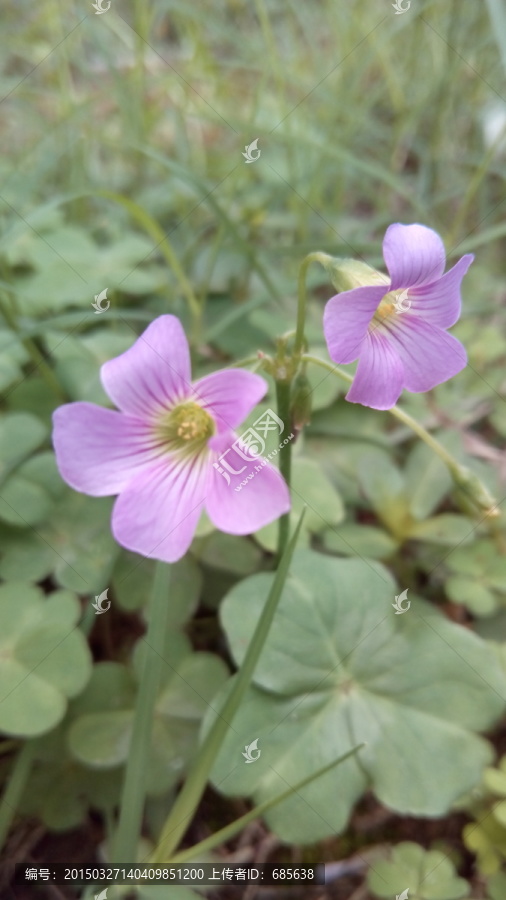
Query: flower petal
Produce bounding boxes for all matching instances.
[383,223,446,289]
[52,403,157,496]
[192,369,268,432]
[101,315,192,418]
[406,254,474,328]
[323,285,386,364]
[206,430,290,533]
[386,316,467,392]
[346,332,405,409]
[111,454,208,563]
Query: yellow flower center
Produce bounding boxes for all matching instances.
[155,401,215,453]
[371,289,410,328]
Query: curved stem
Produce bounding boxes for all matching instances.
[302,354,499,518]
[294,252,334,357]
[301,354,456,466]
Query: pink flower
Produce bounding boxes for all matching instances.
[323,223,474,409]
[52,315,290,563]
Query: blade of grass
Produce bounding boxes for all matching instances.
[112,562,171,863]
[169,742,364,863]
[150,508,306,863]
[485,0,506,72]
[0,309,155,350]
[205,292,269,342]
[0,741,36,852]
[95,190,201,336]
[132,146,284,303]
[0,295,67,401]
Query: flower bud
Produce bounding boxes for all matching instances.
[452,465,500,519]
[321,257,388,293]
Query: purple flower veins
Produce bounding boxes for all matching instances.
[323,223,474,409]
[52,315,290,563]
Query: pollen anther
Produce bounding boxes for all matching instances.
[156,401,215,452]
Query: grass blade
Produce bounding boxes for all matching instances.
[168,742,365,864]
[150,508,306,863]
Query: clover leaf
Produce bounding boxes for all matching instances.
[358,450,474,546]
[483,755,506,798]
[305,416,473,551]
[0,328,29,393]
[112,551,202,618]
[19,724,123,831]
[0,451,64,527]
[367,841,470,899]
[68,642,228,794]
[445,540,506,617]
[0,411,47,485]
[255,457,345,551]
[191,532,262,576]
[477,755,506,829]
[322,521,399,559]
[0,582,92,737]
[208,549,506,844]
[486,871,506,900]
[18,663,134,830]
[9,220,165,313]
[0,490,119,591]
[463,815,506,876]
[462,754,506,875]
[49,329,136,405]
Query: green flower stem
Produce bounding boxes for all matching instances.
[150,509,306,863]
[112,562,171,863]
[168,742,364,864]
[302,354,499,518]
[0,740,36,852]
[275,377,293,559]
[294,252,334,357]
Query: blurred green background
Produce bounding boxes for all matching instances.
[1,0,506,426]
[2,1,506,897]
[2,0,506,329]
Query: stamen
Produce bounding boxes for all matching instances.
[371,289,410,329]
[155,401,215,453]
